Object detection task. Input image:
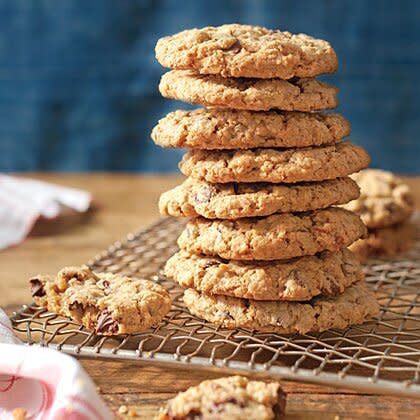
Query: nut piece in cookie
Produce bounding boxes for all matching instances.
[29,266,171,335]
[157,375,286,420]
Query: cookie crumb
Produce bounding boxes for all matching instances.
[12,408,27,420]
[118,405,128,414]
[128,408,139,417]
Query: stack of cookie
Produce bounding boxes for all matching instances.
[152,24,379,334]
[344,169,415,261]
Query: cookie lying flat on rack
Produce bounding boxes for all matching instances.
[177,208,366,261]
[152,109,350,149]
[156,23,337,79]
[179,142,370,184]
[184,283,379,334]
[29,266,171,335]
[159,70,337,111]
[159,177,360,219]
[157,375,286,420]
[165,249,363,301]
[343,169,414,229]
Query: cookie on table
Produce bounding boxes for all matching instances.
[159,70,337,112]
[179,142,370,184]
[165,249,364,301]
[343,169,415,229]
[184,283,379,334]
[30,266,171,335]
[151,109,350,149]
[177,208,366,261]
[156,23,337,79]
[157,375,286,420]
[159,177,360,219]
[350,222,415,262]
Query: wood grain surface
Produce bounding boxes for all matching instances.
[1,173,420,419]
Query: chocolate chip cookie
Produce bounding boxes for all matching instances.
[159,177,360,219]
[343,169,415,228]
[30,266,171,335]
[156,23,337,79]
[160,70,337,111]
[165,249,363,301]
[177,208,366,260]
[152,109,350,149]
[184,283,379,334]
[157,375,286,420]
[179,142,369,184]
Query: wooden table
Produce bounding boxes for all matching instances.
[1,174,420,419]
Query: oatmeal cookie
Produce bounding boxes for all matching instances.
[156,23,337,79]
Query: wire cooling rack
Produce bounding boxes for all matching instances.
[11,214,420,398]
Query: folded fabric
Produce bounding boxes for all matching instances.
[0,308,111,420]
[0,175,91,250]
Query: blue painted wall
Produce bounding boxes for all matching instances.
[0,0,418,173]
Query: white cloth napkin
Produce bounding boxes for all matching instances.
[0,175,92,250]
[0,308,112,420]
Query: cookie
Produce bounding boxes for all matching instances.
[350,222,415,262]
[151,109,350,149]
[156,23,337,79]
[29,266,171,335]
[165,249,364,301]
[343,169,415,229]
[159,177,360,219]
[157,375,286,420]
[177,208,366,261]
[184,283,379,334]
[179,141,370,184]
[159,70,337,112]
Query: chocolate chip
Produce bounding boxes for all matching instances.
[29,278,45,298]
[166,407,202,420]
[329,281,341,295]
[184,411,202,420]
[202,260,219,269]
[69,301,83,311]
[290,270,305,287]
[210,398,245,413]
[95,310,119,334]
[272,387,287,416]
[385,202,398,213]
[102,280,110,288]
